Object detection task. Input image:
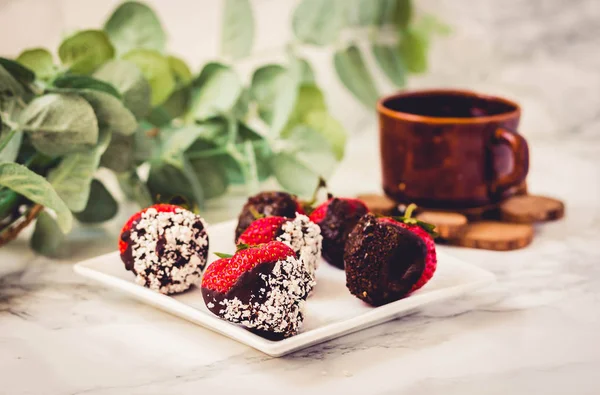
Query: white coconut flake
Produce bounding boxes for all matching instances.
[276,214,322,289]
[129,207,209,295]
[218,255,311,337]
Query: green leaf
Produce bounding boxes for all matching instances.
[93,60,152,119]
[104,1,166,55]
[31,210,65,256]
[303,111,346,160]
[0,188,21,221]
[148,88,191,126]
[372,44,406,87]
[0,162,73,233]
[418,14,452,36]
[193,62,226,88]
[395,0,413,29]
[0,128,23,163]
[117,171,152,208]
[147,161,204,206]
[145,106,172,127]
[250,65,298,136]
[77,90,137,136]
[286,84,327,126]
[292,0,345,46]
[74,179,118,223]
[20,93,99,157]
[346,0,381,26]
[132,123,160,163]
[58,30,115,74]
[399,28,428,73]
[16,48,55,80]
[0,57,35,86]
[160,125,213,165]
[186,121,271,185]
[48,130,110,212]
[233,123,271,182]
[290,57,315,84]
[167,56,192,86]
[186,139,234,196]
[100,133,134,172]
[376,0,412,28]
[232,87,251,120]
[333,45,379,108]
[220,0,255,60]
[188,152,229,199]
[0,64,27,114]
[271,125,337,197]
[123,49,175,106]
[52,75,121,98]
[189,64,241,121]
[146,56,192,124]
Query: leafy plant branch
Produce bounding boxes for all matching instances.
[0,0,444,256]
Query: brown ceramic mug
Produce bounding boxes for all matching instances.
[377,89,529,210]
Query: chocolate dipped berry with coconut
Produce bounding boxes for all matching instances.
[201,241,311,339]
[234,191,305,240]
[237,214,322,290]
[119,204,209,295]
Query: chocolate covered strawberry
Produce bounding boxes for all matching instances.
[237,214,322,287]
[309,196,368,269]
[201,241,312,339]
[234,191,305,240]
[378,204,438,292]
[344,213,427,306]
[119,204,209,295]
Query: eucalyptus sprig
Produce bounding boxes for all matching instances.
[0,0,443,256]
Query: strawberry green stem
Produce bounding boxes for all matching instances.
[306,177,328,206]
[248,206,262,219]
[404,203,418,219]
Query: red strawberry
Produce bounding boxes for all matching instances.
[234,191,305,240]
[379,204,437,292]
[237,216,288,246]
[201,241,312,339]
[309,197,368,269]
[237,214,323,290]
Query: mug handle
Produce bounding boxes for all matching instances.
[490,127,529,193]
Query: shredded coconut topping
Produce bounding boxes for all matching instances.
[218,255,310,337]
[129,207,208,294]
[276,214,322,289]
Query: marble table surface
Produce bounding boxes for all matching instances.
[1,129,599,394]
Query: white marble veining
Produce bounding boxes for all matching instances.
[2,0,600,394]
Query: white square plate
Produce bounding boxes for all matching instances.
[74,219,495,357]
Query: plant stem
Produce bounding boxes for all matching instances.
[0,204,43,248]
[0,128,18,154]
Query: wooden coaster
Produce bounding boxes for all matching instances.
[415,211,468,239]
[357,193,398,216]
[500,195,564,223]
[451,221,534,251]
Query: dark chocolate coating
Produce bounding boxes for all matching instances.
[234,191,300,240]
[319,198,368,269]
[202,262,306,340]
[202,262,276,315]
[344,213,427,306]
[202,261,304,340]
